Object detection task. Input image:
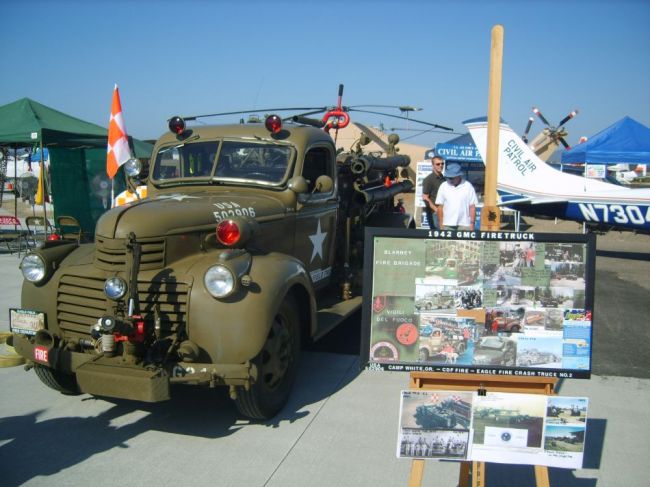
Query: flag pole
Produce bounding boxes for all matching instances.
[40,139,47,235]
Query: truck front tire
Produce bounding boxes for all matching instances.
[235,296,300,420]
[34,364,81,395]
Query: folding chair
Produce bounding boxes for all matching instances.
[56,215,83,243]
[0,215,30,256]
[25,216,54,248]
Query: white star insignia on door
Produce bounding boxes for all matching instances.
[309,220,327,262]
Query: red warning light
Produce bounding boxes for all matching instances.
[216,220,240,246]
[168,116,186,135]
[265,115,282,134]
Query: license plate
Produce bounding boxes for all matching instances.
[9,309,45,336]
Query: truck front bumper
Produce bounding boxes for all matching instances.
[11,333,254,403]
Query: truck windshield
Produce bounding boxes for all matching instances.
[152,140,292,184]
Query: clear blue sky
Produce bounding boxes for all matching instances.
[2,0,649,149]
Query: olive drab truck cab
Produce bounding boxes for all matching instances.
[10,113,412,419]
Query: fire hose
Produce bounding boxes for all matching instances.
[0,332,26,368]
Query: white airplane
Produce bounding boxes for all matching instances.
[465,117,650,231]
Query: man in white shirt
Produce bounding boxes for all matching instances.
[435,163,478,231]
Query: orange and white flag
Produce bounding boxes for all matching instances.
[106,84,131,179]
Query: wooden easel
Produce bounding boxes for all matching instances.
[407,372,557,487]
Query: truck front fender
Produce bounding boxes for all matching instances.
[186,251,315,364]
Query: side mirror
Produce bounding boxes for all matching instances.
[313,175,333,193]
[288,176,309,194]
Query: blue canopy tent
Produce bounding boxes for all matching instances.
[561,116,650,164]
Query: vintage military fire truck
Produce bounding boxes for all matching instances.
[9,112,412,419]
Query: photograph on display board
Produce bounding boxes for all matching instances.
[414,283,483,314]
[472,335,518,366]
[397,390,472,460]
[417,314,476,364]
[472,393,547,448]
[515,336,563,368]
[546,397,588,425]
[414,283,455,313]
[455,286,483,310]
[544,425,586,453]
[484,306,525,334]
[521,308,565,333]
[362,230,595,378]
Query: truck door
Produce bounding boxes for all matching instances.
[294,145,338,290]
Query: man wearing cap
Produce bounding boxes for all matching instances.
[435,163,478,231]
[421,156,445,229]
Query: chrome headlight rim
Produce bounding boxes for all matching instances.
[104,277,128,300]
[124,158,142,178]
[204,264,236,298]
[20,253,47,283]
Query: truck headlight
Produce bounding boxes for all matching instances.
[124,158,142,177]
[21,254,46,283]
[104,277,128,300]
[204,264,235,298]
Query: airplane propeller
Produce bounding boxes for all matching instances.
[557,110,579,130]
[522,117,534,143]
[529,107,579,150]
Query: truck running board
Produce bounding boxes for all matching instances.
[314,295,362,342]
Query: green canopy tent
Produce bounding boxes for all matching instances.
[0,97,152,235]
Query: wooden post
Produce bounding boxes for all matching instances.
[481,24,503,231]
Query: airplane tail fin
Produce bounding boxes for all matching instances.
[464,117,582,201]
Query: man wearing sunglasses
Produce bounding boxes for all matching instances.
[421,156,445,229]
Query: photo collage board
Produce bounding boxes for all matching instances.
[361,229,595,378]
[397,389,589,469]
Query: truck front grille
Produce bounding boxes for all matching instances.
[57,273,189,336]
[94,236,166,271]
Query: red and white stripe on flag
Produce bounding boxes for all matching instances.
[106,84,131,179]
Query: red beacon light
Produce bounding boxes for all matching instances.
[168,116,186,135]
[265,114,282,134]
[216,220,241,246]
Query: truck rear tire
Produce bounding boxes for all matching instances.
[34,364,81,395]
[235,296,300,420]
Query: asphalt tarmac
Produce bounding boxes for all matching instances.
[1,216,648,486]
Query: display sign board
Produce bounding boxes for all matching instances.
[434,143,483,163]
[397,389,588,469]
[361,228,595,379]
[585,164,607,179]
